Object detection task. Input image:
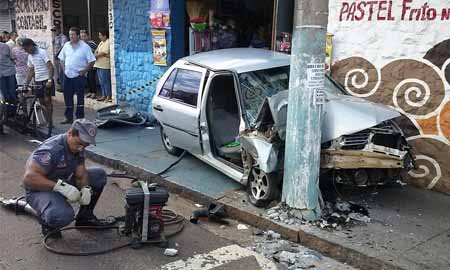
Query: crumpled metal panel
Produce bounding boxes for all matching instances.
[255,91,288,139]
[322,94,400,142]
[254,91,400,143]
[240,135,278,173]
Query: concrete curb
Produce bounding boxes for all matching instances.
[83,148,404,270]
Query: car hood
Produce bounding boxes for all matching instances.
[254,91,401,143]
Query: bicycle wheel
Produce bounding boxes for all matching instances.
[14,96,30,133]
[24,96,36,134]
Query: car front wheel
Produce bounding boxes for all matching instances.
[160,125,183,156]
[247,167,280,207]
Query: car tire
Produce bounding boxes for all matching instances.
[247,167,280,208]
[160,125,183,156]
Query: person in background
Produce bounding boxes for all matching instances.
[23,38,54,128]
[0,42,16,116]
[6,31,18,49]
[80,29,98,100]
[11,37,28,86]
[2,31,10,43]
[94,29,112,103]
[51,26,68,92]
[58,27,95,124]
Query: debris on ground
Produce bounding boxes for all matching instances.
[396,180,407,186]
[164,248,178,256]
[237,224,249,230]
[251,231,326,269]
[265,198,371,230]
[190,202,229,225]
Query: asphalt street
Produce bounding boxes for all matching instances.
[0,126,355,270]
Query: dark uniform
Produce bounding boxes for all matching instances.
[25,133,106,230]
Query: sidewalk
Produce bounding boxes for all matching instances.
[41,97,450,270]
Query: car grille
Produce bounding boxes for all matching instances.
[340,132,370,150]
[340,123,402,150]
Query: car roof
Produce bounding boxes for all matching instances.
[183,48,290,74]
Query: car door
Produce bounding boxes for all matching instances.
[153,65,206,155]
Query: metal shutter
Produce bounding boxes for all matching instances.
[0,9,11,31]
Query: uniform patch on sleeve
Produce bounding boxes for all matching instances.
[37,152,52,165]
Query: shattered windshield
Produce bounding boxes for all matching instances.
[239,66,349,125]
[239,66,290,124]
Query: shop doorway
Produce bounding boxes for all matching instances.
[186,0,294,56]
[62,0,108,42]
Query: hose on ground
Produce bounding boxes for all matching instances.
[43,209,184,256]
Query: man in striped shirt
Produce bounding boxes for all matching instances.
[23,38,55,128]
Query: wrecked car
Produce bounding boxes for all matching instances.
[151,48,412,207]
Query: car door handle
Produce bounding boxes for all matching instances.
[153,105,163,112]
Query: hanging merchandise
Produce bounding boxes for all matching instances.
[152,30,167,66]
[325,33,333,72]
[149,0,170,29]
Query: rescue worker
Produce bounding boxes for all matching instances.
[23,119,109,237]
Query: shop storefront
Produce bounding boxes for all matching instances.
[111,0,295,118]
[183,0,294,55]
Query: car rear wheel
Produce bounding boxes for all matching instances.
[247,167,280,207]
[160,125,183,156]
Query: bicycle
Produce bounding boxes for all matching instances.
[7,85,53,138]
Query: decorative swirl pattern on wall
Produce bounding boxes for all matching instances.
[423,39,450,86]
[332,54,450,195]
[405,137,450,192]
[331,57,379,97]
[379,60,445,117]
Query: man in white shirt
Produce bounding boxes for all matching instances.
[6,31,17,49]
[23,38,55,129]
[58,27,95,124]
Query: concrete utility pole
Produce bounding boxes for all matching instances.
[282,0,328,220]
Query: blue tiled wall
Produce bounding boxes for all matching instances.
[113,0,173,117]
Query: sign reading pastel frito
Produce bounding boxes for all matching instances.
[151,30,167,66]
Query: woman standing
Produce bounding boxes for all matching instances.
[94,30,112,102]
[11,38,28,86]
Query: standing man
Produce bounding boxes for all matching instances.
[58,27,96,124]
[23,38,55,129]
[80,29,98,99]
[6,31,18,49]
[51,26,68,91]
[24,119,110,237]
[0,42,16,116]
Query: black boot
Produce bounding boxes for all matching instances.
[75,189,113,227]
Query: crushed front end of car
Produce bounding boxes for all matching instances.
[239,87,414,188]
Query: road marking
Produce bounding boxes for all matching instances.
[160,244,277,270]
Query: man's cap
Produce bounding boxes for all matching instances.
[71,119,97,145]
[21,38,36,47]
[16,37,25,46]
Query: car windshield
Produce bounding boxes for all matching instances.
[238,66,348,124]
[239,66,290,124]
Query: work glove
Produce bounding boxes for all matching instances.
[79,186,92,205]
[53,180,80,203]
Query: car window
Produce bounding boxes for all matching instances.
[171,69,202,106]
[159,69,177,98]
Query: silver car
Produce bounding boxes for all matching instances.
[152,48,412,207]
